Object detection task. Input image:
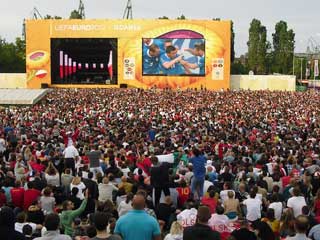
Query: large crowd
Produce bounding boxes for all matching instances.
[1,88,320,240]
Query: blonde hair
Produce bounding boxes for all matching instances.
[72,176,81,185]
[169,221,183,235]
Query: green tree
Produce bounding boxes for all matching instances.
[177,15,186,20]
[158,16,169,19]
[69,10,82,19]
[231,21,235,63]
[272,21,295,74]
[44,15,62,19]
[247,19,268,74]
[0,37,25,73]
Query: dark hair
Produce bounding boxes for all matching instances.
[252,221,275,240]
[197,206,211,223]
[27,181,33,189]
[71,187,79,196]
[22,224,32,236]
[88,171,93,179]
[216,205,225,215]
[266,208,275,221]
[192,148,201,157]
[44,214,60,231]
[249,190,256,199]
[209,190,215,198]
[149,44,160,53]
[94,212,109,231]
[43,187,52,196]
[126,192,134,204]
[166,45,176,54]
[17,212,27,223]
[295,215,310,233]
[86,225,97,238]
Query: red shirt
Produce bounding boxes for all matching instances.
[23,189,41,210]
[201,197,217,214]
[10,187,25,209]
[176,187,191,207]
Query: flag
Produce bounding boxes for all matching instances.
[73,61,77,74]
[78,63,82,70]
[64,54,68,76]
[68,58,72,75]
[59,51,64,79]
[315,60,319,77]
[93,63,96,69]
[108,50,113,80]
[100,63,104,69]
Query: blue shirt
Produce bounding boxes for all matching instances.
[198,56,205,75]
[115,209,161,240]
[160,53,185,75]
[143,50,160,74]
[189,155,206,179]
[143,39,165,55]
[148,129,156,141]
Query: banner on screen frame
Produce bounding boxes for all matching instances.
[124,57,135,80]
[212,58,224,80]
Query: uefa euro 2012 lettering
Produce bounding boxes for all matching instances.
[54,25,106,31]
[113,24,141,31]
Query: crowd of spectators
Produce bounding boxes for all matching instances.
[0,88,320,240]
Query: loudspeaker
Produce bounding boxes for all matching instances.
[120,84,128,89]
[41,83,49,89]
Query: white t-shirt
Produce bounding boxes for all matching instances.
[287,196,307,217]
[15,222,37,233]
[208,214,230,232]
[117,200,133,216]
[203,180,213,195]
[63,145,79,159]
[243,198,262,221]
[70,182,86,200]
[269,202,283,220]
[177,208,197,227]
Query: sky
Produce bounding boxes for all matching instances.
[0,0,319,56]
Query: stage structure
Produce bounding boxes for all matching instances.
[26,19,231,89]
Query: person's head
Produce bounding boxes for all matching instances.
[194,42,205,56]
[227,190,234,199]
[293,186,301,196]
[164,196,172,205]
[86,225,97,238]
[62,200,74,211]
[88,171,93,179]
[252,221,275,240]
[16,212,27,223]
[71,187,79,196]
[216,205,225,215]
[94,212,109,232]
[125,192,134,204]
[164,39,173,49]
[294,215,309,234]
[166,45,178,59]
[192,147,201,157]
[132,193,146,210]
[65,168,71,174]
[151,156,159,165]
[197,205,211,224]
[266,208,275,221]
[249,189,256,199]
[14,180,21,188]
[27,181,34,189]
[169,221,183,235]
[209,190,215,198]
[44,214,60,231]
[43,187,52,197]
[22,224,32,236]
[149,44,160,57]
[102,176,109,184]
[302,206,310,216]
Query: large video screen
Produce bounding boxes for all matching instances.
[142,38,205,76]
[51,38,118,85]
